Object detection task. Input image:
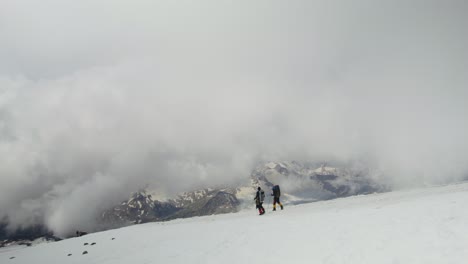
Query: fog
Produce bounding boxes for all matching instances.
[1,0,467,236]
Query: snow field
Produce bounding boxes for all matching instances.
[2,182,468,264]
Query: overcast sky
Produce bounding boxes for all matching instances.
[1,0,467,236]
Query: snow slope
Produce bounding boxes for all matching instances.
[3,183,468,264]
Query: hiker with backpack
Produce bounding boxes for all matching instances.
[271,185,284,211]
[254,187,265,215]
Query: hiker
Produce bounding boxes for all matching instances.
[254,187,265,215]
[271,185,284,211]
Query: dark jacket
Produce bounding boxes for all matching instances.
[254,189,264,205]
[272,185,281,198]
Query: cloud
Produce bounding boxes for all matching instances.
[0,0,467,236]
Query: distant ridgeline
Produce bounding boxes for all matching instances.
[251,161,388,202]
[100,188,240,229]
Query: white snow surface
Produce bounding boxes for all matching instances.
[3,183,468,264]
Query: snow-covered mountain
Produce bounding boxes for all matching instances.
[251,161,387,202]
[100,191,179,227]
[3,182,468,264]
[100,188,239,228]
[168,188,239,219]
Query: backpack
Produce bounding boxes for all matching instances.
[273,185,281,197]
[260,190,265,203]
